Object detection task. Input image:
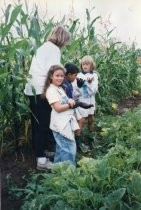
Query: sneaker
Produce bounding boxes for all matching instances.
[37,158,53,171]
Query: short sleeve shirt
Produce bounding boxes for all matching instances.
[46,84,79,141]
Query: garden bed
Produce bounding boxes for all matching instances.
[1,95,141,210]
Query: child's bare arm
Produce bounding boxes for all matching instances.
[51,99,75,113]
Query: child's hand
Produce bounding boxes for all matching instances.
[76,78,85,88]
[73,101,94,109]
[87,77,93,83]
[68,98,76,108]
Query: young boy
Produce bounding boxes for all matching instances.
[63,62,94,106]
[62,63,79,99]
[63,62,93,152]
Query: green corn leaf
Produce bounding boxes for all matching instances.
[9,5,22,24]
[4,4,12,25]
[1,5,22,40]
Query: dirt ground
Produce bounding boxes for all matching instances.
[1,95,141,210]
[1,151,37,210]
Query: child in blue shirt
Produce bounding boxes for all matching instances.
[63,62,93,151]
[62,63,79,98]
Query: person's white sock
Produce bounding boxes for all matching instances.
[37,157,46,164]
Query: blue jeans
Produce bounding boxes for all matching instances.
[53,131,76,166]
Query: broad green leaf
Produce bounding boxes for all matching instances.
[104,188,126,209]
[0,72,9,79]
[94,159,111,181]
[127,172,141,202]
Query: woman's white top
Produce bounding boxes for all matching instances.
[46,84,79,141]
[24,41,61,95]
[72,71,98,120]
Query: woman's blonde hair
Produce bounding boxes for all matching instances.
[80,55,96,70]
[48,25,71,48]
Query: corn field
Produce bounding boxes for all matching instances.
[0,3,140,156]
[1,3,141,210]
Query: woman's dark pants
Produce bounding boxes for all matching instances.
[29,95,56,157]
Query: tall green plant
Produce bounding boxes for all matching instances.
[0,4,53,155]
[0,3,140,155]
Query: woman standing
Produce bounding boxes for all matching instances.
[24,25,71,170]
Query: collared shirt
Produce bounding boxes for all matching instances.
[46,84,79,141]
[62,78,73,98]
[72,71,99,119]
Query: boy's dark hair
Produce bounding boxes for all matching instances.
[64,63,79,75]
